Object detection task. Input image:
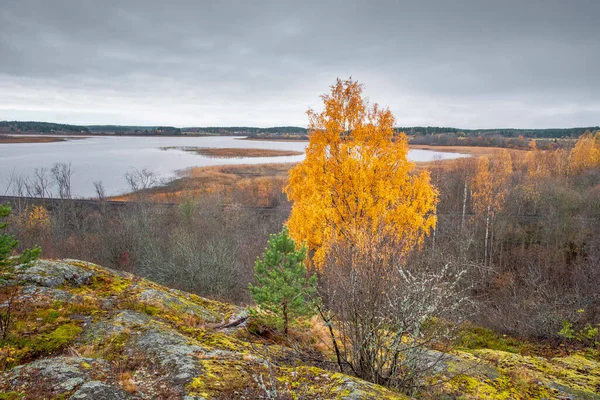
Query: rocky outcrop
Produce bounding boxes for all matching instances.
[1,259,598,399]
[0,259,405,399]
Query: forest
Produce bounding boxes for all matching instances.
[0,121,90,134]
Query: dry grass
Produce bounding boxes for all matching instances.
[114,145,523,203]
[241,137,309,142]
[162,146,303,158]
[410,144,515,157]
[0,135,71,144]
[410,145,526,171]
[112,163,294,203]
[119,371,137,393]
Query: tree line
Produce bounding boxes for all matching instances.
[4,119,596,139]
[398,125,599,138]
[0,121,90,134]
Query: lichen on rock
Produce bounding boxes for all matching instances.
[1,259,598,399]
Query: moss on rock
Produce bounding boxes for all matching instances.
[2,259,598,399]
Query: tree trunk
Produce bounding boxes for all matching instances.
[484,205,490,266]
[461,180,468,232]
[283,301,288,336]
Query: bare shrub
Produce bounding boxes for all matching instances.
[24,167,52,198]
[51,162,73,199]
[124,168,158,192]
[93,180,106,201]
[319,230,470,394]
[0,286,19,340]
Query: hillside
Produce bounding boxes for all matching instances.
[0,259,404,399]
[1,260,598,399]
[0,121,90,134]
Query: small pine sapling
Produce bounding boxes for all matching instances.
[249,227,317,335]
[0,203,41,267]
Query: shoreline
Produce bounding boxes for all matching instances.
[238,137,309,142]
[0,135,87,144]
[161,146,304,158]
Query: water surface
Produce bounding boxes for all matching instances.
[0,136,468,198]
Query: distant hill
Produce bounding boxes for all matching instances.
[0,121,90,133]
[87,125,182,135]
[1,120,597,139]
[183,126,308,135]
[396,126,600,139]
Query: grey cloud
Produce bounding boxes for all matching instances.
[0,0,598,127]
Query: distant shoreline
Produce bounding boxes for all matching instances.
[0,135,87,144]
[239,137,309,142]
[161,146,304,158]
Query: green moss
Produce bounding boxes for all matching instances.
[197,330,248,353]
[102,331,131,361]
[51,393,73,400]
[458,325,524,354]
[41,309,61,323]
[453,349,600,399]
[33,323,82,355]
[187,360,406,399]
[139,304,161,316]
[89,274,131,296]
[0,392,24,400]
[187,360,254,397]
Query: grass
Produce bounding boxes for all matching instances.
[411,145,525,171]
[112,163,294,204]
[161,146,303,158]
[112,145,515,203]
[0,135,68,144]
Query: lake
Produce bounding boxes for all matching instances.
[0,135,468,198]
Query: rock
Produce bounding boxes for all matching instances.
[137,287,222,323]
[0,259,407,400]
[2,356,110,396]
[14,258,596,399]
[78,310,151,345]
[125,325,205,386]
[69,381,133,400]
[13,260,94,288]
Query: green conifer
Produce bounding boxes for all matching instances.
[249,227,317,335]
[0,204,41,267]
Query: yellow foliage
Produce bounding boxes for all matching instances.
[568,131,600,173]
[524,148,568,179]
[285,78,438,267]
[472,150,513,218]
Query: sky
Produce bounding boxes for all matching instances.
[0,0,598,128]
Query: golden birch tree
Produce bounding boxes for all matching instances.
[284,78,438,267]
[471,150,513,266]
[569,131,600,173]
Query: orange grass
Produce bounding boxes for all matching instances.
[111,163,294,203]
[162,146,303,158]
[112,146,513,203]
[0,135,71,144]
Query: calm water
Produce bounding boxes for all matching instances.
[0,136,468,198]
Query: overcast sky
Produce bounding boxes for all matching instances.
[0,0,598,128]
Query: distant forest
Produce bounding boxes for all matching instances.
[0,120,598,139]
[0,121,90,133]
[184,126,308,135]
[396,126,599,138]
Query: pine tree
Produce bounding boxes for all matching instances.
[0,204,41,267]
[249,227,317,335]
